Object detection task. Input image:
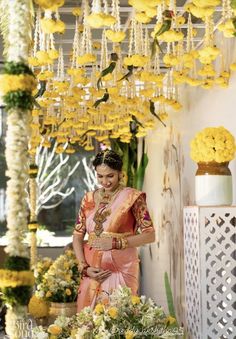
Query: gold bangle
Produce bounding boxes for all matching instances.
[120,237,128,249]
[78,261,88,273]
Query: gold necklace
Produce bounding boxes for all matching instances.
[93,184,122,237]
[98,184,122,205]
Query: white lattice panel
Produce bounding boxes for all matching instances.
[184,207,201,339]
[184,207,236,339]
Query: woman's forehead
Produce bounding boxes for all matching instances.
[96,164,117,175]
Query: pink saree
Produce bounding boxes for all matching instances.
[73,187,154,312]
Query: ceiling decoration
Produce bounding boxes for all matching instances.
[4,0,235,154]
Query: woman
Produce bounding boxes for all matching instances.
[73,150,155,312]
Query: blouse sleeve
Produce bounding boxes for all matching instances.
[73,195,87,236]
[131,193,154,233]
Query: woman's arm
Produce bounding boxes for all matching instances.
[125,230,155,248]
[72,233,86,263]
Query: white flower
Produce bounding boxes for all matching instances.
[32,326,49,339]
[54,315,70,328]
[76,326,88,339]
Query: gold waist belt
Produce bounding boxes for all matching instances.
[88,231,131,245]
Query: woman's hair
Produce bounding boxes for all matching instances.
[93,150,123,171]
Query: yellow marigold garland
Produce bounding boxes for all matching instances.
[0,269,35,288]
[0,74,37,94]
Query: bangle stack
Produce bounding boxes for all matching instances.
[112,237,128,250]
[78,261,89,277]
[81,265,89,277]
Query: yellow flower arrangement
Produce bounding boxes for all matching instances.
[35,250,80,303]
[0,74,37,94]
[0,269,35,288]
[190,126,236,163]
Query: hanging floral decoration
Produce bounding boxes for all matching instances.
[27,0,236,156]
[0,0,36,337]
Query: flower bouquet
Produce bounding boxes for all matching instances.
[35,250,80,303]
[190,126,236,205]
[32,286,184,338]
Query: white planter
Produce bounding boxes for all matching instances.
[195,174,232,206]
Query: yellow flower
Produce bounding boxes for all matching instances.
[185,3,215,18]
[176,16,185,25]
[123,54,149,67]
[165,315,177,325]
[72,7,82,16]
[48,325,62,336]
[65,288,72,296]
[87,13,116,28]
[105,30,126,42]
[28,56,39,66]
[48,49,59,59]
[190,127,236,163]
[135,12,152,23]
[36,50,51,64]
[94,303,104,314]
[108,307,118,319]
[0,269,35,288]
[192,0,220,7]
[125,330,136,339]
[230,63,236,71]
[131,295,140,305]
[34,0,64,10]
[77,53,96,65]
[92,41,101,49]
[46,291,52,298]
[0,74,37,94]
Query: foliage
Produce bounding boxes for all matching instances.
[112,137,148,190]
[164,272,177,324]
[3,91,34,111]
[1,286,32,306]
[4,255,30,271]
[2,61,34,75]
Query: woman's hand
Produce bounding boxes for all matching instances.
[91,237,113,251]
[86,267,112,283]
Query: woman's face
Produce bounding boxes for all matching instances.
[96,164,121,192]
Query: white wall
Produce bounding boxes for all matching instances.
[140,45,236,323]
